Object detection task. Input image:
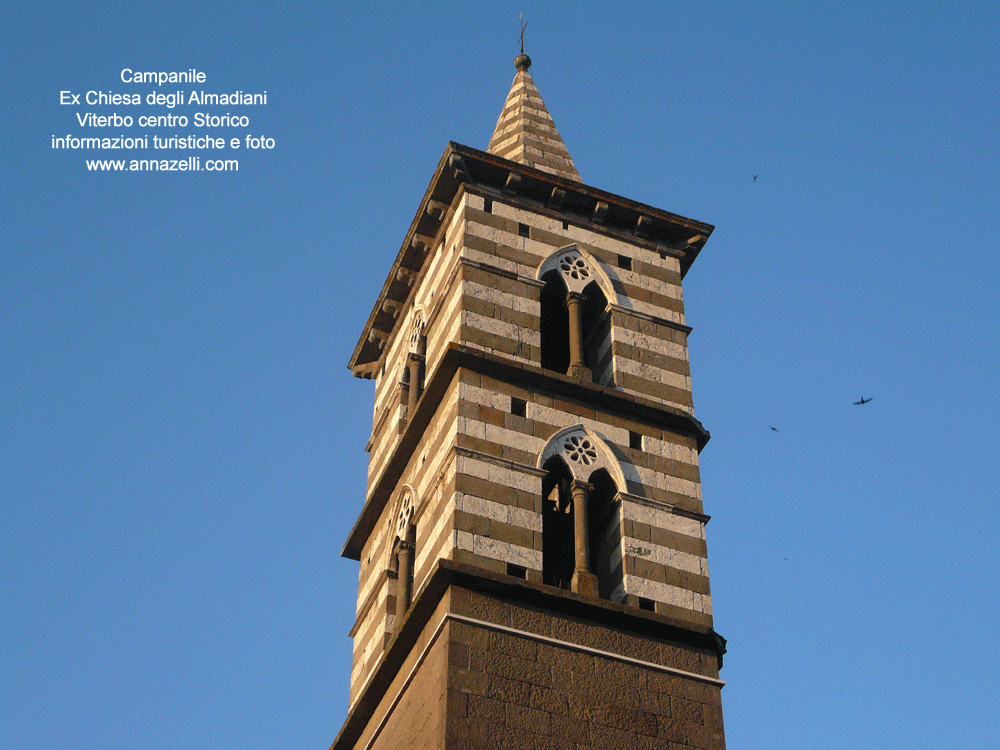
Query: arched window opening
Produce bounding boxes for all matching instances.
[390,491,416,630]
[398,314,427,433]
[395,363,411,435]
[539,270,570,375]
[580,281,611,385]
[537,249,613,385]
[541,455,574,590]
[537,425,628,600]
[587,469,622,601]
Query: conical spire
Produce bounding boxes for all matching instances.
[487,54,582,182]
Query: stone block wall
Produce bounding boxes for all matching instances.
[444,586,725,750]
[342,576,725,750]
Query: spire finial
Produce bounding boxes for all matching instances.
[488,20,581,182]
[514,15,531,71]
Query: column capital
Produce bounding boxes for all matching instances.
[396,538,415,553]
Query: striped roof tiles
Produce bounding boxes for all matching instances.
[487,56,582,183]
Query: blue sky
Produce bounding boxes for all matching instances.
[3,2,999,748]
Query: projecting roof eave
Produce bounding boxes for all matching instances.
[347,142,714,378]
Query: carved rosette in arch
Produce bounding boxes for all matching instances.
[537,425,627,490]
[408,309,425,353]
[536,244,619,301]
[398,309,426,390]
[395,493,414,539]
[385,487,417,568]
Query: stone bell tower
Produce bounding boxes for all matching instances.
[330,52,726,750]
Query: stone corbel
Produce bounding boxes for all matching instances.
[426,201,448,221]
[635,214,654,239]
[503,172,522,196]
[410,237,431,256]
[449,153,469,180]
[592,201,609,225]
[382,299,403,319]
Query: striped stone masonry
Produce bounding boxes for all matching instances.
[368,190,695,483]
[488,68,582,182]
[348,187,716,705]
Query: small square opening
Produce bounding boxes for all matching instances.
[639,597,655,612]
[518,222,530,238]
[562,221,569,230]
[510,397,527,417]
[629,430,643,451]
[484,198,493,214]
[506,563,527,579]
[617,254,632,271]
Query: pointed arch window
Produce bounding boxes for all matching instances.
[539,270,570,374]
[406,311,426,408]
[399,312,427,432]
[587,469,622,600]
[541,456,574,590]
[537,427,626,600]
[390,492,417,628]
[537,246,614,385]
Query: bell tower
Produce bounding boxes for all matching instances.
[330,52,726,750]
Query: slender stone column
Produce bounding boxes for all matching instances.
[406,353,425,414]
[570,480,599,597]
[395,537,414,623]
[565,292,591,379]
[566,292,584,371]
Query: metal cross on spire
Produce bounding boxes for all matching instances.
[519,14,526,54]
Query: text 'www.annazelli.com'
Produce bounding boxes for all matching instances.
[85,157,238,171]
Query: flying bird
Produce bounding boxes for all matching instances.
[853,396,873,405]
[770,426,778,432]
[753,174,758,182]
